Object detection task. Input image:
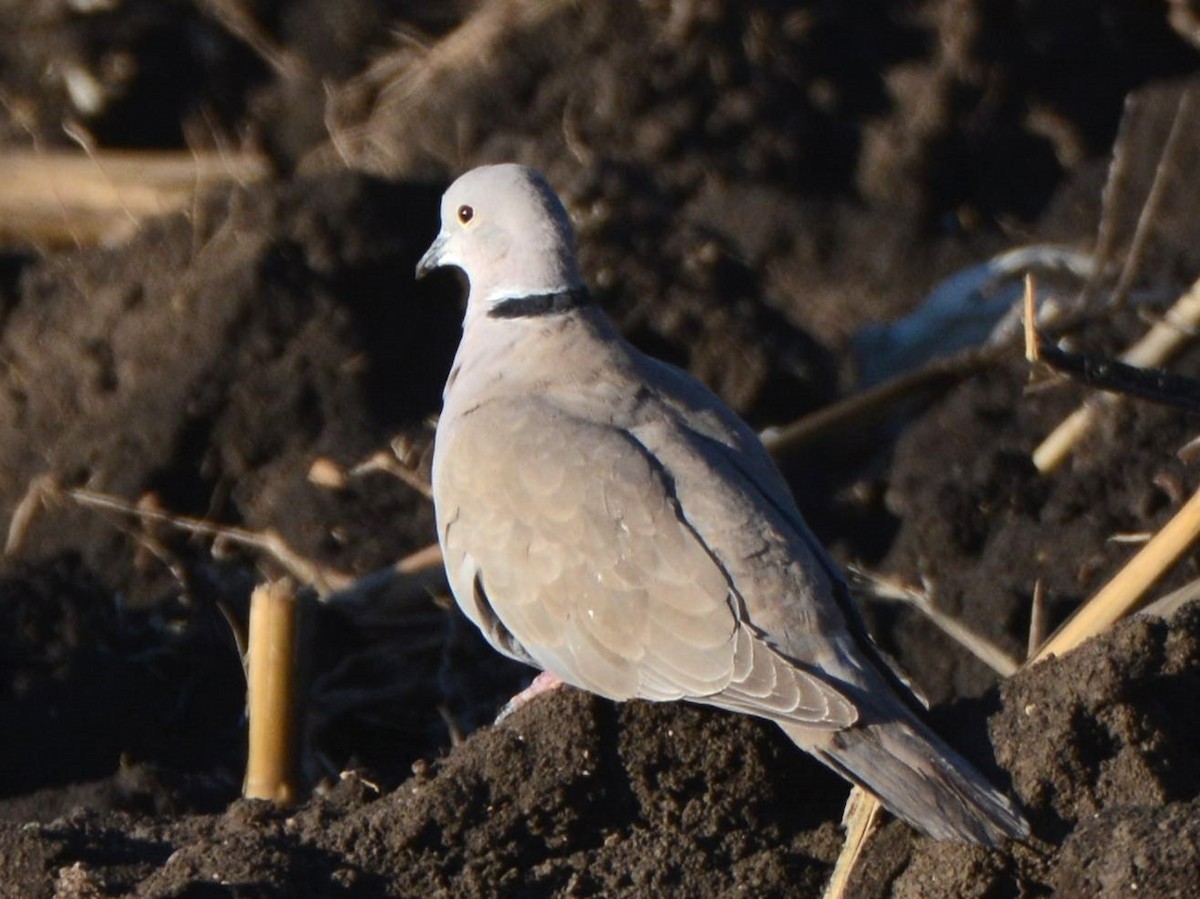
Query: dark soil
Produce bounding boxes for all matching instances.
[2,1,1200,897]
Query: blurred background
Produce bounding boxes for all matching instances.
[1,2,1200,895]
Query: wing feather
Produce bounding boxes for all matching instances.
[434,394,856,728]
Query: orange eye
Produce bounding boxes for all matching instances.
[457,204,474,224]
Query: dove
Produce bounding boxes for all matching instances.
[416,163,1029,846]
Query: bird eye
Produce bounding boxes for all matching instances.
[457,204,474,224]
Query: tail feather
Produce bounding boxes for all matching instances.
[781,715,1030,847]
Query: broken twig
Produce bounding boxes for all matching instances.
[822,787,884,899]
[1033,275,1200,473]
[1025,273,1200,413]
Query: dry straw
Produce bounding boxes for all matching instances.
[244,578,308,804]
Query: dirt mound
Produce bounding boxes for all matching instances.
[6,605,1199,897]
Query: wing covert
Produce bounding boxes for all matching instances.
[434,395,856,728]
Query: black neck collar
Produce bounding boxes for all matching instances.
[488,287,592,319]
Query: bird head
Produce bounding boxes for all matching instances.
[416,164,585,315]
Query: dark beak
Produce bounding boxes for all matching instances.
[415,232,448,279]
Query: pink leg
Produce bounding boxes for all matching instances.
[495,670,564,722]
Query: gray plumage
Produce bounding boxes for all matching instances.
[417,163,1029,846]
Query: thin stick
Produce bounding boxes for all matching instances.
[854,571,1021,677]
[1109,89,1194,310]
[1033,275,1200,473]
[821,787,884,899]
[1080,92,1140,306]
[4,474,57,555]
[200,0,307,80]
[1026,272,1200,412]
[1031,483,1200,663]
[62,486,350,595]
[1119,276,1200,370]
[322,542,448,616]
[1023,274,1040,363]
[1026,579,1048,660]
[349,449,433,500]
[396,541,443,573]
[244,579,308,804]
[1033,346,1200,412]
[762,346,999,459]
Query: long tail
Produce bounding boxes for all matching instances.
[781,714,1030,846]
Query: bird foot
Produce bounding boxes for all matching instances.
[494,670,564,723]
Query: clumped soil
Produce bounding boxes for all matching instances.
[2,1,1200,897]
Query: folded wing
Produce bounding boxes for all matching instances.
[434,395,857,729]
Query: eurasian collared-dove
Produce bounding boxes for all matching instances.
[416,164,1029,846]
